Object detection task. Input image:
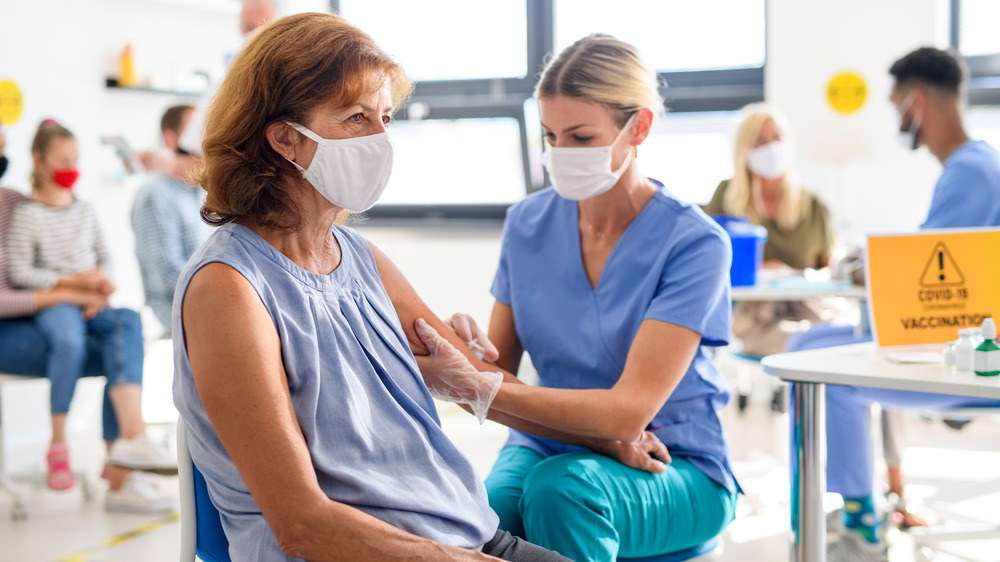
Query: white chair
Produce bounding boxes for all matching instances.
[907,405,1000,562]
[0,373,93,520]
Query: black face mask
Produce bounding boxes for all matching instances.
[0,155,7,179]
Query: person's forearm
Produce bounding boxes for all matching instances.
[463,354,644,443]
[464,369,636,447]
[489,383,643,441]
[481,404,615,450]
[272,498,498,561]
[0,288,37,318]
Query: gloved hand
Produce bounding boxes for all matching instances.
[444,313,500,361]
[414,318,503,424]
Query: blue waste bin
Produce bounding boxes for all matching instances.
[711,215,767,287]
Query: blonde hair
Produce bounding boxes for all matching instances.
[197,12,413,229]
[723,103,807,231]
[535,34,664,127]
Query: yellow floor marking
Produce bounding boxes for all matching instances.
[54,512,179,562]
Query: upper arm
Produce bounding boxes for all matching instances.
[814,196,834,268]
[181,262,328,524]
[366,240,494,368]
[702,180,728,215]
[611,318,701,421]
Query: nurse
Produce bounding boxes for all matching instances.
[415,34,738,561]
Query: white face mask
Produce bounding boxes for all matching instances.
[746,140,791,179]
[542,114,635,201]
[284,122,393,212]
[895,93,922,151]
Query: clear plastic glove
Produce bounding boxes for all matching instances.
[590,431,672,474]
[444,313,500,362]
[414,318,503,424]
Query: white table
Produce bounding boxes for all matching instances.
[761,342,1000,562]
[731,280,867,302]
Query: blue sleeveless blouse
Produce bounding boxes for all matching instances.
[173,223,497,560]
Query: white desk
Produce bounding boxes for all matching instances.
[761,343,1000,562]
[731,280,867,302]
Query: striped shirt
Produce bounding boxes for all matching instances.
[6,198,112,290]
[130,173,210,331]
[0,188,36,318]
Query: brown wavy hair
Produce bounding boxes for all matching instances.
[196,12,413,229]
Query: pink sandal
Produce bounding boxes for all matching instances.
[46,444,76,491]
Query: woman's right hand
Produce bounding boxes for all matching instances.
[589,431,671,474]
[413,318,503,424]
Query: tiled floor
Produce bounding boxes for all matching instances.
[2,363,1000,561]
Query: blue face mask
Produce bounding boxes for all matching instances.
[0,155,7,179]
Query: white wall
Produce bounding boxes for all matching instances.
[767,0,950,248]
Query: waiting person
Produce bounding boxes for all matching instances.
[421,34,739,561]
[0,122,175,511]
[131,105,210,335]
[704,104,834,357]
[170,13,657,560]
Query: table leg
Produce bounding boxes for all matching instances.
[792,381,826,562]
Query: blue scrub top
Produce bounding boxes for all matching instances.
[491,183,737,493]
[923,140,1000,229]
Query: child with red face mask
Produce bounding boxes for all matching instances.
[4,119,176,499]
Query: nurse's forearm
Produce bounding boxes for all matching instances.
[489,384,646,442]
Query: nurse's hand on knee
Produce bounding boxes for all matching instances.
[593,431,671,474]
[444,313,499,362]
[414,318,503,424]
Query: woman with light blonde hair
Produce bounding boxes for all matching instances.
[421,33,738,561]
[706,103,832,270]
[704,104,834,358]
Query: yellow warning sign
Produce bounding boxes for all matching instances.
[867,229,1000,347]
[827,71,867,114]
[0,79,24,125]
[920,242,965,287]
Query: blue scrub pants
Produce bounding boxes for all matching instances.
[485,447,737,562]
[0,307,144,442]
[819,384,1000,498]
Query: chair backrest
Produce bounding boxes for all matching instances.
[177,418,231,562]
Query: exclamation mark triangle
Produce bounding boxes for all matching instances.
[920,242,965,287]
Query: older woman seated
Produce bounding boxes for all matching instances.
[172,12,606,561]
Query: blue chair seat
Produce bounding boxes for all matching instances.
[617,537,719,562]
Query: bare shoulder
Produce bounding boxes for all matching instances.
[182,262,273,345]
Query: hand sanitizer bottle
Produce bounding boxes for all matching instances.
[974,318,1000,376]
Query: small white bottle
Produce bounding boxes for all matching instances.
[955,328,978,371]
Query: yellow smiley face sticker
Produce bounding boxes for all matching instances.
[0,79,24,125]
[826,71,867,114]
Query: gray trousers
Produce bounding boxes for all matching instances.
[483,530,573,562]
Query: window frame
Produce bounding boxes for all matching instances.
[330,0,765,222]
[951,0,1000,106]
